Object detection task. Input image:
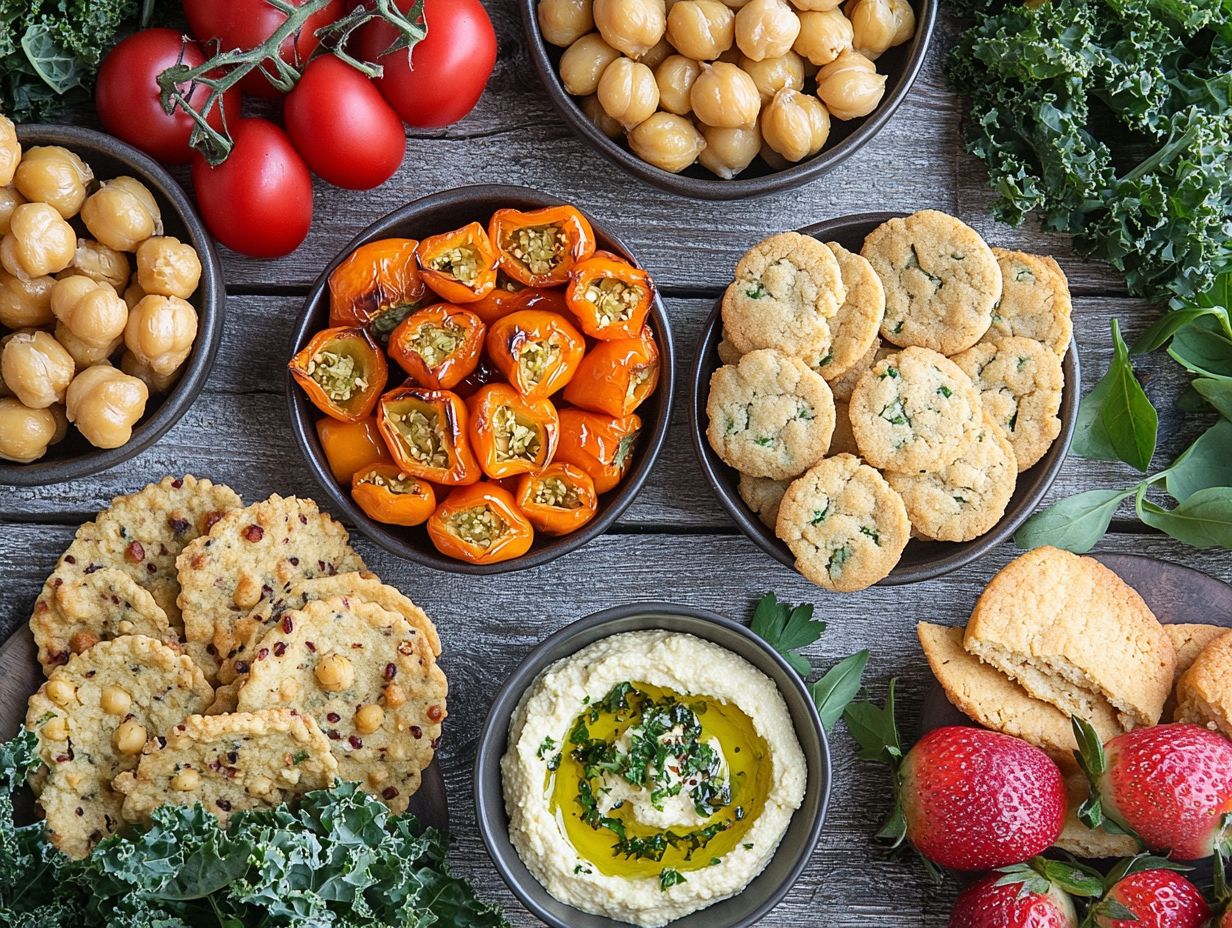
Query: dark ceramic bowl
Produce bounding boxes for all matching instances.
[0,125,225,487]
[288,184,675,575]
[474,602,830,928]
[689,212,1080,585]
[520,0,936,200]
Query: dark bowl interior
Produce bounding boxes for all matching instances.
[0,124,224,488]
[520,0,937,200]
[288,184,675,575]
[689,212,1081,585]
[473,602,830,928]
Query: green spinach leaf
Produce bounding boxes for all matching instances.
[1137,485,1232,547]
[1014,486,1140,553]
[1073,320,1158,470]
[810,650,869,733]
[1164,418,1232,501]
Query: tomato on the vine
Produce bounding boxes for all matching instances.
[284,56,406,190]
[95,29,241,165]
[356,0,497,129]
[191,118,314,258]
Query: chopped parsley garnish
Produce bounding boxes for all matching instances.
[660,869,686,891]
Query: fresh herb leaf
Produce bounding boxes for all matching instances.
[1164,418,1232,501]
[809,650,869,732]
[750,593,826,676]
[1014,486,1140,553]
[1073,320,1158,471]
[1132,307,1230,354]
[1136,484,1232,548]
[660,869,686,890]
[843,679,901,766]
[1168,316,1232,378]
[1191,377,1232,419]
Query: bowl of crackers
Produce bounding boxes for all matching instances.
[689,210,1079,591]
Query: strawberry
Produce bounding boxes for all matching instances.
[1088,856,1211,928]
[1075,719,1232,860]
[949,859,1101,928]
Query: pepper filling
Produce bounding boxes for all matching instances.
[409,321,463,368]
[307,348,365,404]
[517,338,562,389]
[586,278,643,328]
[430,245,482,286]
[533,475,584,509]
[370,303,417,341]
[612,429,641,471]
[492,405,541,462]
[505,224,565,277]
[446,503,508,549]
[626,365,653,406]
[388,406,448,468]
[355,469,421,494]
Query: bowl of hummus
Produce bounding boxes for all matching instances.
[474,603,829,928]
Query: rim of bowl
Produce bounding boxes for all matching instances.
[287,184,675,575]
[687,211,1081,585]
[0,124,225,488]
[518,0,938,201]
[473,601,831,928]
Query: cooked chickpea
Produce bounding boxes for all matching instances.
[637,36,674,68]
[53,276,129,350]
[65,363,148,448]
[45,679,76,707]
[699,123,762,178]
[123,277,146,311]
[690,61,761,128]
[539,0,594,46]
[846,0,894,56]
[597,58,661,128]
[48,403,68,444]
[0,270,54,328]
[2,330,74,408]
[655,55,702,115]
[0,400,57,463]
[740,51,805,100]
[735,0,801,60]
[81,176,162,252]
[803,92,832,148]
[171,768,201,791]
[247,775,274,797]
[627,112,707,171]
[793,9,852,65]
[121,348,180,394]
[100,685,132,716]
[314,652,355,691]
[816,48,885,119]
[666,0,734,60]
[593,0,666,58]
[760,88,821,161]
[790,0,842,9]
[42,714,69,741]
[0,116,18,188]
[14,146,93,219]
[125,294,198,376]
[887,0,915,44]
[0,185,24,235]
[73,239,131,291]
[55,322,122,369]
[355,703,385,734]
[580,94,624,137]
[2,202,77,278]
[113,719,148,755]
[384,682,408,707]
[136,236,201,299]
[560,33,623,95]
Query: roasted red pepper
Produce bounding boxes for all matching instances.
[289,326,388,422]
[489,205,597,287]
[467,383,559,479]
[470,276,570,325]
[427,482,534,564]
[315,416,391,483]
[486,309,585,399]
[554,409,643,494]
[350,463,437,526]
[416,222,499,304]
[328,238,428,340]
[566,251,654,340]
[563,326,660,417]
[516,463,599,536]
[376,387,480,486]
[388,303,486,389]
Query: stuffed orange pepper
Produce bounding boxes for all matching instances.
[289,326,388,422]
[487,309,585,399]
[315,416,390,482]
[470,277,570,325]
[563,327,660,417]
[516,463,599,536]
[467,383,559,479]
[566,251,654,340]
[328,238,427,339]
[388,304,485,389]
[555,409,642,493]
[416,222,498,303]
[350,463,437,526]
[489,205,596,287]
[427,482,534,564]
[376,387,480,486]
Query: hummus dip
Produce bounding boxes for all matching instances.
[501,630,807,927]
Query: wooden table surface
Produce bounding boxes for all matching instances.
[1,3,1226,925]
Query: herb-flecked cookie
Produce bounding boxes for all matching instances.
[819,242,884,381]
[114,709,337,828]
[738,474,791,530]
[861,210,1001,355]
[953,336,1063,471]
[25,635,213,858]
[775,454,910,592]
[721,231,844,362]
[827,337,887,403]
[706,348,836,480]
[886,415,1017,542]
[176,495,366,682]
[983,249,1073,357]
[234,598,447,812]
[848,347,982,474]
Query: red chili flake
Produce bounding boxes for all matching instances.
[282,616,294,633]
[305,641,317,652]
[55,753,72,763]
[381,787,400,800]
[383,663,397,680]
[410,726,422,739]
[326,712,341,722]
[430,737,440,750]
[171,478,183,488]
[201,511,224,533]
[206,642,217,655]
[273,642,286,657]
[289,557,300,566]
[146,563,157,574]
[84,564,101,574]
[167,517,191,534]
[125,542,145,563]
[317,560,326,571]
[64,555,76,564]
[243,524,264,542]
[299,514,308,524]
[397,641,415,656]
[75,807,84,816]
[328,730,341,740]
[257,648,269,660]
[348,735,363,749]
[427,705,443,722]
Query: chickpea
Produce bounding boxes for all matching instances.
[790,0,842,9]
[654,56,701,116]
[637,36,674,69]
[0,270,54,328]
[56,322,122,369]
[113,719,148,755]
[593,0,666,58]
[627,112,707,172]
[760,88,817,161]
[355,703,385,734]
[52,276,129,349]
[690,61,761,128]
[314,652,355,691]
[804,92,832,149]
[171,768,201,791]
[81,176,162,252]
[49,403,68,444]
[123,277,147,311]
[816,48,885,119]
[2,203,77,278]
[100,686,132,716]
[0,116,18,188]
[666,0,734,60]
[2,330,75,408]
[539,0,594,47]
[125,294,198,376]
[699,123,762,178]
[42,715,69,741]
[735,0,801,60]
[136,236,201,299]
[597,58,661,129]
[14,146,93,220]
[793,9,852,65]
[247,775,274,797]
[580,94,624,138]
[65,363,149,449]
[120,348,177,394]
[760,141,791,169]
[740,51,805,100]
[0,185,24,236]
[73,239,131,291]
[46,679,76,707]
[0,399,57,463]
[887,0,915,45]
[560,33,622,96]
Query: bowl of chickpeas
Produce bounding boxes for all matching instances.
[526,0,935,198]
[0,121,223,486]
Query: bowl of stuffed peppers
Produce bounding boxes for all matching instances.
[287,184,674,574]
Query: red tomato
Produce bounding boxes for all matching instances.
[283,57,405,189]
[183,0,345,97]
[95,29,241,165]
[191,118,313,259]
[355,0,497,128]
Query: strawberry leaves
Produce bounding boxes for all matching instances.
[1072,716,1142,842]
[995,858,1104,902]
[751,593,825,675]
